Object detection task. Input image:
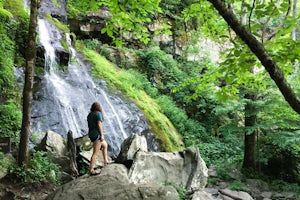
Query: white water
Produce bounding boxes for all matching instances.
[32,19,155,156]
[38,20,56,72]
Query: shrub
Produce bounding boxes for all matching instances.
[0,7,12,21]
[260,130,300,182]
[10,150,61,185]
[0,100,22,145]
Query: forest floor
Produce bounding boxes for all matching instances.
[0,175,57,200]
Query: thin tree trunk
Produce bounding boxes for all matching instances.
[18,0,39,165]
[207,0,300,114]
[67,130,79,177]
[292,0,297,40]
[238,1,258,170]
[243,94,257,169]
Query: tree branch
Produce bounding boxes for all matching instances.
[267,0,291,41]
[207,0,300,114]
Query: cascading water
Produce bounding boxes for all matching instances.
[31,18,158,157]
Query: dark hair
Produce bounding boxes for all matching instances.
[90,102,105,120]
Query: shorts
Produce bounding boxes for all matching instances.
[90,135,100,143]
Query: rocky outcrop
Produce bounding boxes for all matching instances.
[39,0,67,23]
[35,130,71,176]
[41,131,214,200]
[36,42,70,68]
[36,130,67,156]
[68,8,112,42]
[128,148,208,192]
[115,133,148,166]
[46,164,179,200]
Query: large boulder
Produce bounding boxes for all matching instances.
[128,147,208,192]
[115,133,148,166]
[44,133,211,200]
[35,130,70,175]
[46,164,179,200]
[36,130,67,156]
[79,148,113,168]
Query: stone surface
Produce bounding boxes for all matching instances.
[115,133,148,165]
[55,47,69,66]
[36,130,67,156]
[79,148,113,168]
[219,189,253,200]
[46,164,179,200]
[40,0,67,22]
[191,191,217,200]
[128,147,208,192]
[42,133,210,199]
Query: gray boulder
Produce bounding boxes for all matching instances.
[36,130,67,156]
[219,189,254,200]
[191,191,217,200]
[46,164,179,200]
[128,146,208,192]
[115,133,147,165]
[45,133,209,200]
[35,130,71,177]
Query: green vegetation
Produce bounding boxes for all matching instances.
[45,14,69,33]
[0,100,22,145]
[53,0,61,9]
[0,0,28,146]
[8,150,61,185]
[166,182,187,200]
[45,14,70,52]
[78,44,184,152]
[0,0,60,188]
[1,0,300,196]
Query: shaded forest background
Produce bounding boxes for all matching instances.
[1,0,300,196]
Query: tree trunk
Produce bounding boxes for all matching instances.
[207,0,300,114]
[243,94,257,169]
[18,0,39,165]
[292,0,297,40]
[67,130,79,177]
[238,1,258,170]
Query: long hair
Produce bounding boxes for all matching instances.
[90,102,105,120]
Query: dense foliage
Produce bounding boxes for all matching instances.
[3,150,61,184]
[1,0,300,196]
[76,0,300,191]
[0,0,61,186]
[0,0,28,145]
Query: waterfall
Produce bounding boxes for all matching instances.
[31,18,158,157]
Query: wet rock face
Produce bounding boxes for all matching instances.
[39,0,67,23]
[55,47,69,66]
[36,45,70,68]
[67,9,112,43]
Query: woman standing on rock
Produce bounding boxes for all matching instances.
[87,102,109,175]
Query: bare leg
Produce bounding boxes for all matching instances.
[101,140,109,165]
[90,140,101,173]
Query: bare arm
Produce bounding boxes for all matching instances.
[97,121,104,141]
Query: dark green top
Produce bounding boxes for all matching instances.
[87,111,103,142]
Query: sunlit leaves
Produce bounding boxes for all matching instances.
[67,0,165,45]
[183,2,227,38]
[96,0,162,46]
[0,7,13,22]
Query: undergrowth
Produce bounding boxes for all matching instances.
[7,150,61,185]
